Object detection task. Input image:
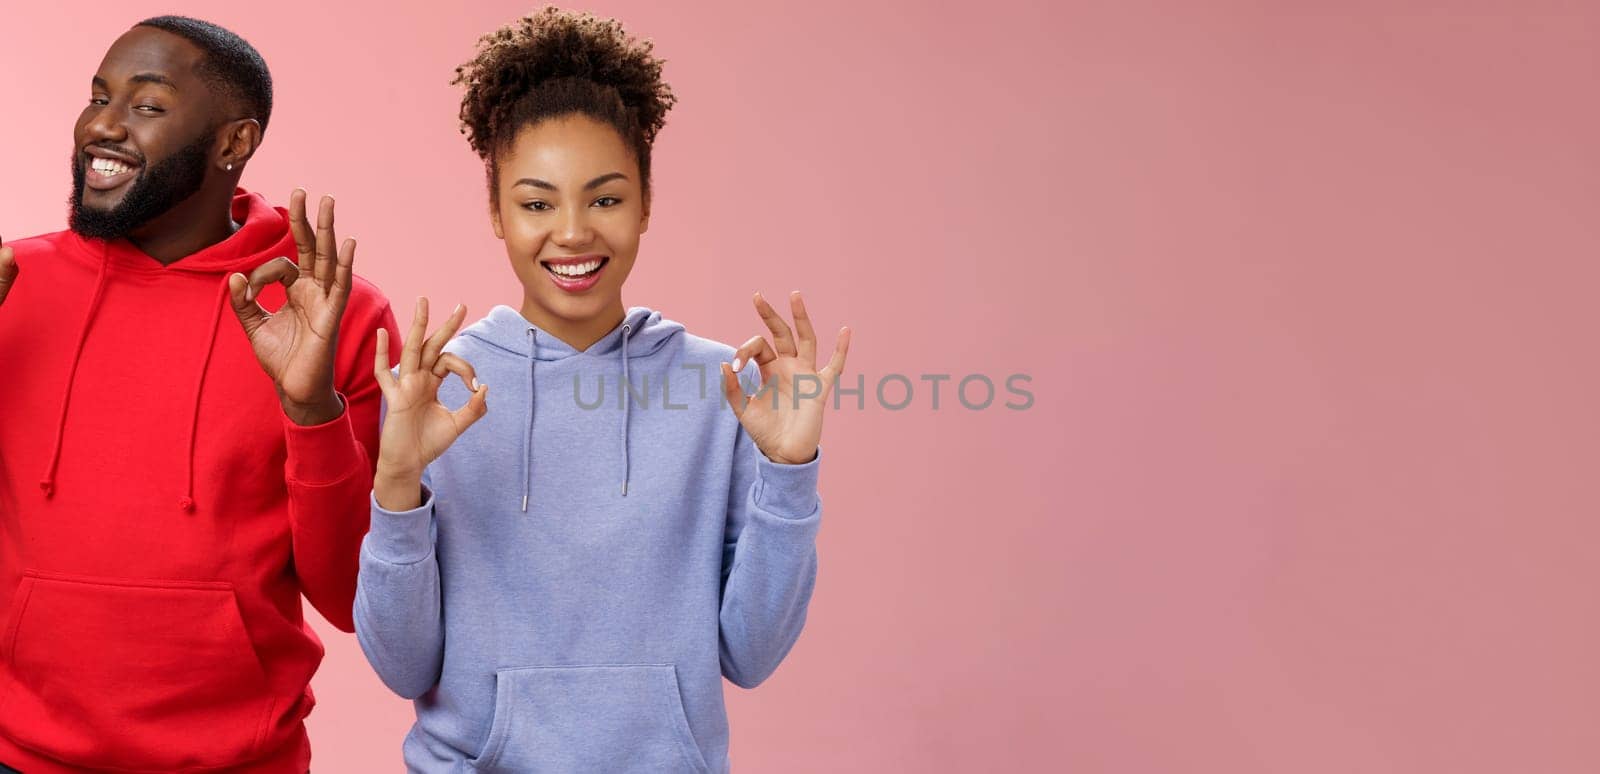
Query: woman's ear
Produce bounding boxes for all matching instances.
[490,198,505,239]
[639,192,651,235]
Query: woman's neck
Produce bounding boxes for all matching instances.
[518,297,628,352]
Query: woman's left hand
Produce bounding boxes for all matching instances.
[719,291,851,465]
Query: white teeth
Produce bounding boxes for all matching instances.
[91,158,132,176]
[549,259,601,276]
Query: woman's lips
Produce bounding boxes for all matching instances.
[541,255,609,293]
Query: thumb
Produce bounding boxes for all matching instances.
[227,272,270,336]
[451,383,490,436]
[0,244,18,305]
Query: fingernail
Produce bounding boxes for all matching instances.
[732,358,743,372]
[472,378,481,390]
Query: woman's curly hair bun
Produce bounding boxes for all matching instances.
[454,6,677,195]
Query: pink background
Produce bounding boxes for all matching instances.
[3,1,1598,771]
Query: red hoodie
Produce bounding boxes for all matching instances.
[0,190,398,773]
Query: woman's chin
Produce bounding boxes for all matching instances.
[525,291,615,322]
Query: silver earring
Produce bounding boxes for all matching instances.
[226,163,233,171]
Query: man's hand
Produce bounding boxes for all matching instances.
[719,291,851,465]
[372,298,488,511]
[0,235,18,308]
[228,189,351,426]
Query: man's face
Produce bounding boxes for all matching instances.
[70,26,220,239]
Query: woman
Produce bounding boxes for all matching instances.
[352,8,850,772]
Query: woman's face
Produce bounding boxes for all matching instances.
[492,113,648,327]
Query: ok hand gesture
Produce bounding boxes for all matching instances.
[228,189,351,426]
[720,291,851,465]
[372,298,488,511]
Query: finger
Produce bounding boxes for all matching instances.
[314,195,337,286]
[333,236,355,295]
[373,328,399,394]
[0,244,17,304]
[288,188,315,276]
[719,361,748,418]
[400,297,429,375]
[227,271,271,335]
[244,256,299,301]
[435,352,488,434]
[789,290,817,366]
[432,352,480,392]
[451,383,489,435]
[731,336,780,380]
[421,304,468,372]
[817,326,853,390]
[753,291,797,357]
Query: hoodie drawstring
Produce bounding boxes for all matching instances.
[620,322,633,497]
[178,279,231,512]
[40,248,112,499]
[40,258,230,513]
[518,318,637,510]
[522,328,536,512]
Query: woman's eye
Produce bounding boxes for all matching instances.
[594,196,620,207]
[523,201,551,211]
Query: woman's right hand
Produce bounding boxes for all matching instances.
[0,235,18,308]
[373,297,488,511]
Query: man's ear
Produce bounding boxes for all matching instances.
[216,118,262,172]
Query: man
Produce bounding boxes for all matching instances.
[0,16,395,773]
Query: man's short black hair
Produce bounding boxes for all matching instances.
[136,15,273,132]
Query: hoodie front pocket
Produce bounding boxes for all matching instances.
[470,664,709,773]
[0,571,272,771]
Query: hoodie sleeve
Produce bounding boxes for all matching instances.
[282,296,399,633]
[719,409,824,689]
[354,470,445,700]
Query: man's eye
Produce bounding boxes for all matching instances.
[89,97,109,106]
[594,196,620,207]
[134,105,165,113]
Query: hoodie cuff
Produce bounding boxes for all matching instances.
[366,485,435,564]
[283,392,362,486]
[752,445,822,520]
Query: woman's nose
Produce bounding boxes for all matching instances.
[553,209,592,246]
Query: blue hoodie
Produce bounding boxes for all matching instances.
[354,305,823,773]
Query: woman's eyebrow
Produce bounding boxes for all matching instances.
[513,172,630,192]
[584,172,627,190]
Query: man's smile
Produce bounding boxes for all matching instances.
[82,146,143,191]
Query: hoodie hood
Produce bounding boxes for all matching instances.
[73,188,295,276]
[459,305,685,509]
[42,189,295,510]
[464,305,684,362]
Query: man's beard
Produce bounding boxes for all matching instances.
[69,133,212,240]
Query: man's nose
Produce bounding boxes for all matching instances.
[83,106,129,145]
